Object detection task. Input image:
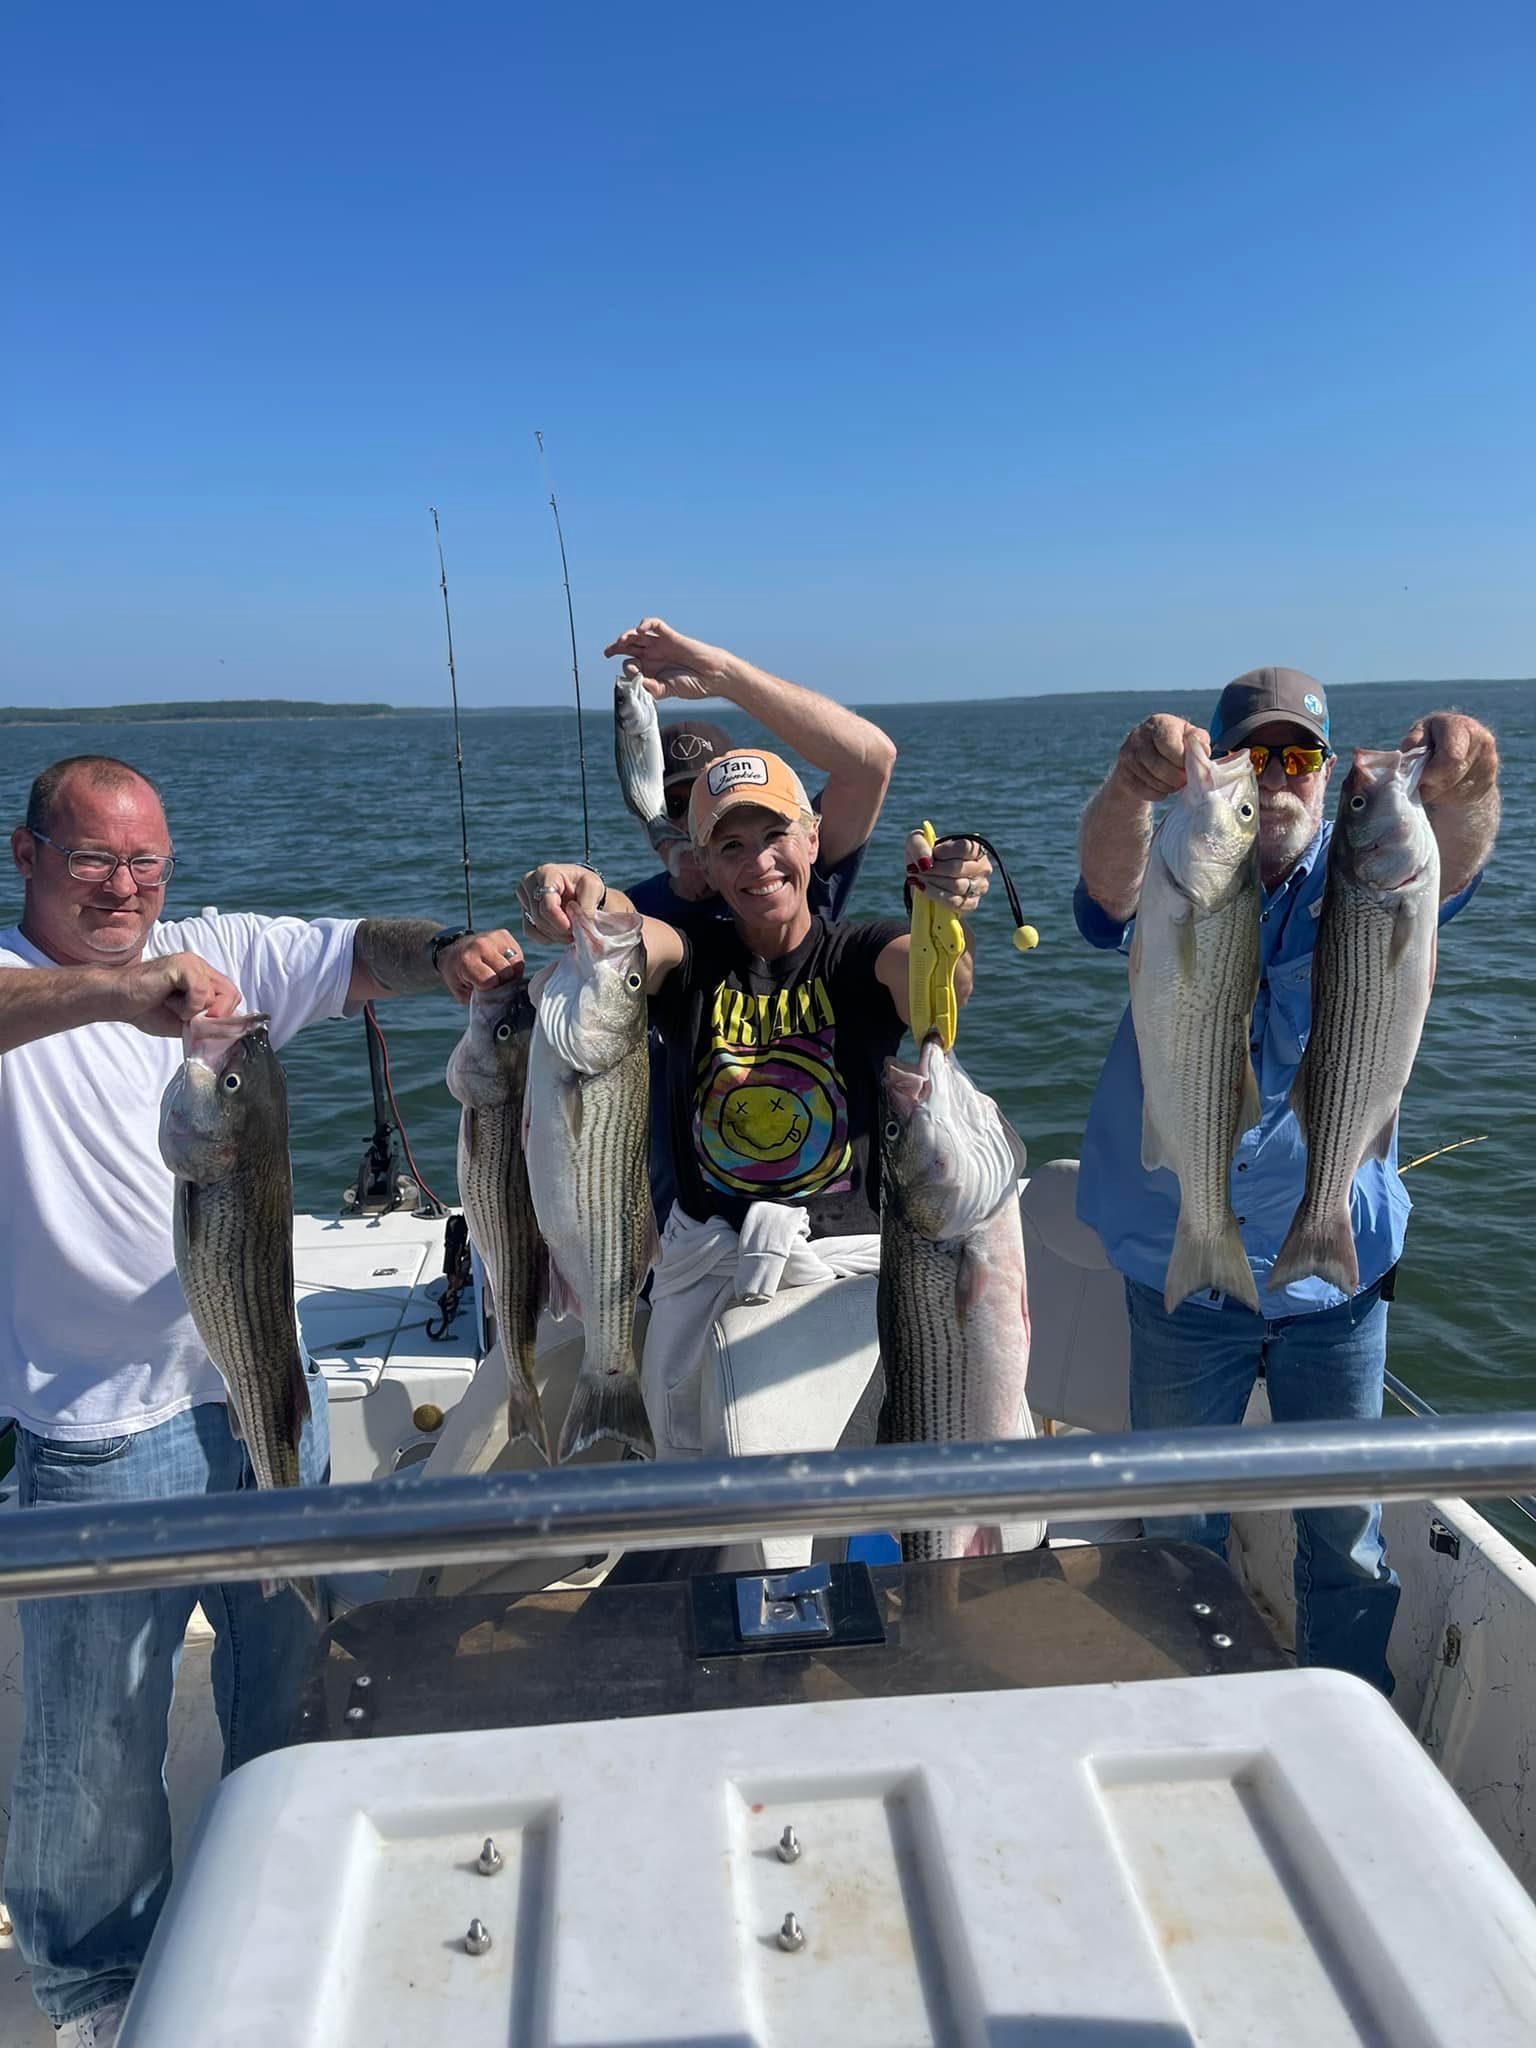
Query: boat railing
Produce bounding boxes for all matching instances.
[1,1411,1534,1602]
[1383,1369,1536,1535]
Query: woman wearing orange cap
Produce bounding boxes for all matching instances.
[519,755,991,1457]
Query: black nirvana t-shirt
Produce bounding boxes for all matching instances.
[652,913,907,1238]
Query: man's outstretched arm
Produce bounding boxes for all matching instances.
[347,919,526,1005]
[605,618,896,866]
[0,953,243,1055]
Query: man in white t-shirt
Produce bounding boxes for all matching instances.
[0,753,527,2048]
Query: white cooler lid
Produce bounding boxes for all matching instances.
[124,1667,1536,2045]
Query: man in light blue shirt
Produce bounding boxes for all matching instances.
[1075,666,1501,1692]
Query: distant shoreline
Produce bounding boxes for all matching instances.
[1,678,1528,727]
[0,700,392,729]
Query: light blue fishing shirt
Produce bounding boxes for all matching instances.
[1075,822,1480,1317]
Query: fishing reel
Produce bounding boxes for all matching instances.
[341,1138,419,1219]
[342,1003,447,1221]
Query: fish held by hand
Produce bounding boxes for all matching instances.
[523,906,657,1462]
[877,1036,1043,1560]
[1269,747,1439,1294]
[158,1012,322,1620]
[1129,734,1263,1313]
[447,978,550,1461]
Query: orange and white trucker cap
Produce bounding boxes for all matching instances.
[687,749,813,846]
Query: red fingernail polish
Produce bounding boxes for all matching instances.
[918,855,933,871]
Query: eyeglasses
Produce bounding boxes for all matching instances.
[28,830,176,887]
[1228,745,1332,778]
[663,781,694,822]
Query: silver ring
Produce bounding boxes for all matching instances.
[961,877,975,902]
[540,884,562,895]
[503,948,518,961]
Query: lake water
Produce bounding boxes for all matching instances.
[2,679,1529,1420]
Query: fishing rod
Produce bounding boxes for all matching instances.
[345,510,475,1230]
[1399,1134,1489,1174]
[533,430,593,867]
[431,505,475,928]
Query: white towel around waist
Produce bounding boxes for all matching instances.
[642,1201,880,1459]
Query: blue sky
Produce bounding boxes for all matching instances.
[3,1,1531,706]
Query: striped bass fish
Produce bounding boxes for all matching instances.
[877,1037,1044,1561]
[614,669,691,870]
[447,979,549,1461]
[158,1012,319,1616]
[524,906,657,1462]
[1270,747,1440,1293]
[1130,735,1262,1312]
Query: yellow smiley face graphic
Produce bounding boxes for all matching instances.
[722,1084,811,1162]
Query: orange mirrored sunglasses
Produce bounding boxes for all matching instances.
[1229,744,1331,777]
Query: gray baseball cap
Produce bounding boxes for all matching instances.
[1211,667,1330,753]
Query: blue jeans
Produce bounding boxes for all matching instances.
[1125,1277,1399,1695]
[4,1385,330,2028]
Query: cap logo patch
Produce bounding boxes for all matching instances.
[705,755,770,797]
[668,732,713,761]
[1303,693,1324,716]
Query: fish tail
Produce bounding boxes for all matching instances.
[1165,1214,1259,1313]
[505,1364,552,1464]
[1268,1204,1360,1294]
[644,814,690,860]
[557,1366,656,1463]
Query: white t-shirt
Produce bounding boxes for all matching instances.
[0,912,360,1439]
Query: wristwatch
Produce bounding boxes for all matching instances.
[428,926,472,971]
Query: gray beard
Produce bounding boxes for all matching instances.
[1259,792,1322,881]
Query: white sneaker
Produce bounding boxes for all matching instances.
[56,1999,127,2047]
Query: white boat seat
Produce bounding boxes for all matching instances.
[1018,1159,1132,1436]
[704,1275,884,1571]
